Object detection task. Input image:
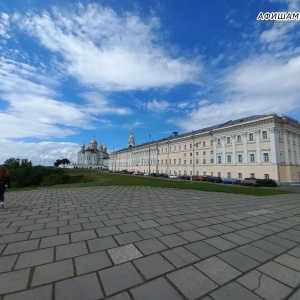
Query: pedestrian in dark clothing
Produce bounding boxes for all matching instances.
[0,166,11,208]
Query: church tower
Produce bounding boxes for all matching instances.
[128,130,135,148]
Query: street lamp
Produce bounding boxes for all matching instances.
[148,134,151,178]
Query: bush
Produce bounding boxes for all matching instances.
[7,165,87,188]
[257,179,277,187]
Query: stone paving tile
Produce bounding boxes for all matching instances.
[55,273,103,300]
[108,244,143,264]
[0,268,30,294]
[167,266,218,299]
[135,238,168,255]
[114,232,142,245]
[161,246,200,268]
[31,259,74,286]
[236,244,275,263]
[130,277,184,300]
[99,262,143,296]
[195,256,241,285]
[218,250,260,272]
[258,260,300,288]
[15,248,54,269]
[40,234,70,248]
[237,269,292,300]
[209,281,263,300]
[185,240,220,259]
[0,254,18,273]
[158,234,188,248]
[75,251,112,275]
[2,186,300,300]
[3,285,52,300]
[274,253,300,271]
[56,241,88,260]
[4,239,40,255]
[205,236,237,251]
[133,253,174,279]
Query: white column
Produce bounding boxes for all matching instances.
[283,130,290,164]
[295,134,300,165]
[221,137,226,164]
[289,132,295,165]
[213,138,217,165]
[255,130,261,163]
[231,134,236,163]
[243,133,248,163]
[269,127,278,164]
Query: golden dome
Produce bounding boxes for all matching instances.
[103,146,107,149]
[90,139,97,144]
[86,146,92,151]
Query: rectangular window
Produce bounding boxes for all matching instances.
[161,148,163,153]
[237,135,241,142]
[190,144,192,149]
[263,153,269,162]
[184,145,186,150]
[203,171,206,175]
[203,151,206,156]
[165,159,167,164]
[250,153,255,162]
[196,152,199,156]
[238,173,242,178]
[211,172,213,176]
[179,145,181,150]
[203,141,206,147]
[218,156,221,164]
[262,131,268,139]
[184,153,186,157]
[264,174,269,179]
[227,137,231,144]
[196,159,199,164]
[169,159,171,164]
[211,158,214,163]
[190,159,192,164]
[190,171,193,175]
[218,172,221,177]
[179,158,181,164]
[217,139,221,145]
[211,150,213,154]
[227,172,231,178]
[211,140,213,146]
[238,154,243,163]
[174,146,176,151]
[184,159,186,164]
[190,153,192,156]
[249,133,254,141]
[196,171,199,176]
[203,159,206,164]
[250,173,255,178]
[169,147,171,151]
[174,159,176,164]
[227,155,231,163]
[161,160,163,165]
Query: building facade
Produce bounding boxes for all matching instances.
[109,114,300,185]
[76,138,110,169]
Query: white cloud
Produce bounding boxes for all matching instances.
[178,102,189,108]
[0,139,79,166]
[179,55,300,131]
[146,99,169,112]
[14,3,200,91]
[0,13,10,38]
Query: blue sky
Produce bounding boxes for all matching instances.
[1,0,300,165]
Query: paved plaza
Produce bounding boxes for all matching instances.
[1,186,300,299]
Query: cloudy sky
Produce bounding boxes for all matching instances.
[1,0,300,166]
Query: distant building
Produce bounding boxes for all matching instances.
[109,114,300,185]
[75,138,110,169]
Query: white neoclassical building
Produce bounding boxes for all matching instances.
[109,114,300,185]
[76,138,110,169]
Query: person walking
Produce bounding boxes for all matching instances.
[0,166,11,208]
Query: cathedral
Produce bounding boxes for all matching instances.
[76,138,110,169]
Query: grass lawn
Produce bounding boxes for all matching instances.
[50,169,293,197]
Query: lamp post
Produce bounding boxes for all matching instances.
[148,134,151,178]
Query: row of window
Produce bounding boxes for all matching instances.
[157,153,270,165]
[160,131,270,153]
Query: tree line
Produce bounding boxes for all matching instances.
[3,158,84,188]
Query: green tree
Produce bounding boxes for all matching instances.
[4,157,20,168]
[54,158,70,167]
